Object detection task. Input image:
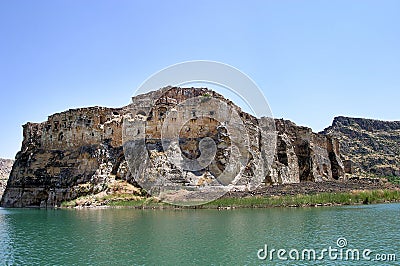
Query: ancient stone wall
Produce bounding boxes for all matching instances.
[268,119,343,184]
[1,87,344,207]
[26,106,124,150]
[1,107,130,207]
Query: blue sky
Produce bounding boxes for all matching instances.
[0,0,399,159]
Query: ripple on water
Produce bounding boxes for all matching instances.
[0,204,399,265]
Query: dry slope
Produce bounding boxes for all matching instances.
[322,116,400,177]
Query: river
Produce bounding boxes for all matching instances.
[1,203,399,265]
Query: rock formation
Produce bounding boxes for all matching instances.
[322,116,400,177]
[1,87,344,207]
[0,158,14,199]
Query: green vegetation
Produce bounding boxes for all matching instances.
[60,189,400,209]
[382,175,400,185]
[204,189,400,208]
[200,93,212,102]
[60,199,77,208]
[107,197,166,207]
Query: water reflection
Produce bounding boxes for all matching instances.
[0,204,399,265]
[0,208,15,265]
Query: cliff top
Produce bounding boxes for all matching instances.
[323,116,400,177]
[330,116,400,131]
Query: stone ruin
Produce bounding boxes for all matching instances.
[1,87,344,207]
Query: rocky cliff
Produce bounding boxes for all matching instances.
[322,116,400,177]
[0,159,13,199]
[1,87,344,207]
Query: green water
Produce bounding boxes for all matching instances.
[0,204,399,265]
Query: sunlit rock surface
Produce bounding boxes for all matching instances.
[1,87,344,207]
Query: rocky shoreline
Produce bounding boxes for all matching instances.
[226,178,398,198]
[1,87,399,208]
[1,87,346,208]
[59,178,400,209]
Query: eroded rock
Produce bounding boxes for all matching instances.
[0,158,14,199]
[323,116,400,177]
[1,87,344,207]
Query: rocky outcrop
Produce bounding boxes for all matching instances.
[270,119,344,184]
[1,87,344,207]
[0,159,14,199]
[0,107,132,208]
[322,116,400,177]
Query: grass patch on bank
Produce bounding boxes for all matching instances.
[204,189,400,208]
[107,197,167,207]
[383,176,400,185]
[60,189,400,209]
[60,199,77,208]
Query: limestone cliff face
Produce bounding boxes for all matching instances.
[323,116,400,177]
[1,107,132,207]
[1,87,343,207]
[272,119,343,184]
[0,159,14,199]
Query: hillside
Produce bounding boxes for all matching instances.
[1,87,344,207]
[0,159,14,198]
[322,116,400,177]
[2,89,399,208]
